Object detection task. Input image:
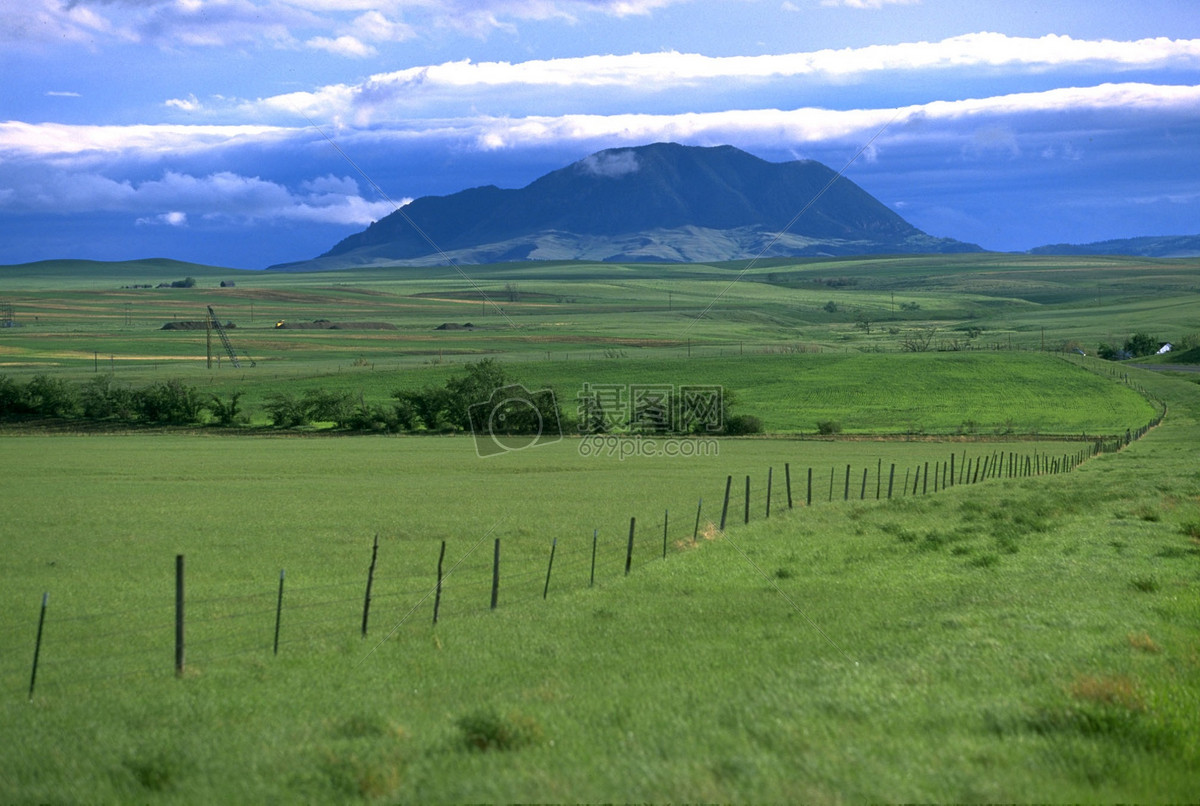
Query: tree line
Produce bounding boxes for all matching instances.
[0,359,762,435]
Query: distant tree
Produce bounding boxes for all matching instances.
[854,310,873,335]
[207,391,245,427]
[0,375,28,418]
[1124,332,1158,358]
[24,374,78,418]
[80,374,135,420]
[901,327,937,353]
[135,379,203,424]
[504,282,520,302]
[823,300,839,314]
[302,389,354,428]
[264,392,310,428]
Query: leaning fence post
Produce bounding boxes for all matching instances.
[693,499,702,541]
[785,463,793,509]
[362,534,378,638]
[719,476,732,531]
[625,518,636,575]
[29,592,48,700]
[744,475,751,525]
[175,554,185,677]
[433,542,446,624]
[543,538,557,599]
[887,464,895,499]
[490,538,500,609]
[923,462,929,495]
[860,467,868,500]
[590,529,597,587]
[273,569,285,655]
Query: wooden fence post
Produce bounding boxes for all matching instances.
[361,534,378,638]
[766,467,773,518]
[625,518,636,575]
[693,499,702,541]
[273,569,285,654]
[175,554,185,677]
[490,539,500,609]
[433,542,445,624]
[785,464,793,509]
[590,529,597,587]
[744,475,751,525]
[720,476,732,531]
[887,464,895,499]
[807,467,813,507]
[544,538,557,599]
[29,592,48,699]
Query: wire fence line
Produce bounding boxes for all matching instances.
[5,397,1164,703]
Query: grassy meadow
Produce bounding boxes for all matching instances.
[0,253,1198,801]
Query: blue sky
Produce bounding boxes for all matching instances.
[1,0,1198,268]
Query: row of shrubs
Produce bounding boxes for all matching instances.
[0,374,238,426]
[0,360,763,435]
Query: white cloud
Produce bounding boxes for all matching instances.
[462,83,1200,150]
[230,33,1200,123]
[0,167,396,225]
[165,93,202,111]
[2,0,692,51]
[820,0,918,8]
[4,81,1197,164]
[46,90,82,98]
[577,149,641,177]
[0,121,292,158]
[137,210,188,226]
[306,34,375,57]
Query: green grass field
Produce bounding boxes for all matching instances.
[0,255,1197,801]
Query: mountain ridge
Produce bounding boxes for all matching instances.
[270,143,982,270]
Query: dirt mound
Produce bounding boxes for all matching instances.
[274,320,397,330]
[161,320,236,331]
[434,322,477,330]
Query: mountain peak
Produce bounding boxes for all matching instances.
[272,143,979,270]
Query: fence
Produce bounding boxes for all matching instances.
[7,399,1165,702]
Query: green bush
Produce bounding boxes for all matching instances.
[135,379,203,425]
[816,420,842,435]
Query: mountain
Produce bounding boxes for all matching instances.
[270,143,980,270]
[1029,234,1200,258]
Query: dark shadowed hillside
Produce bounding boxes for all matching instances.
[271,143,980,269]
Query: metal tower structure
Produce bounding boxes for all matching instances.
[206,306,249,368]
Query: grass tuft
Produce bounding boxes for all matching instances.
[1127,632,1162,654]
[455,709,543,753]
[1130,575,1161,593]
